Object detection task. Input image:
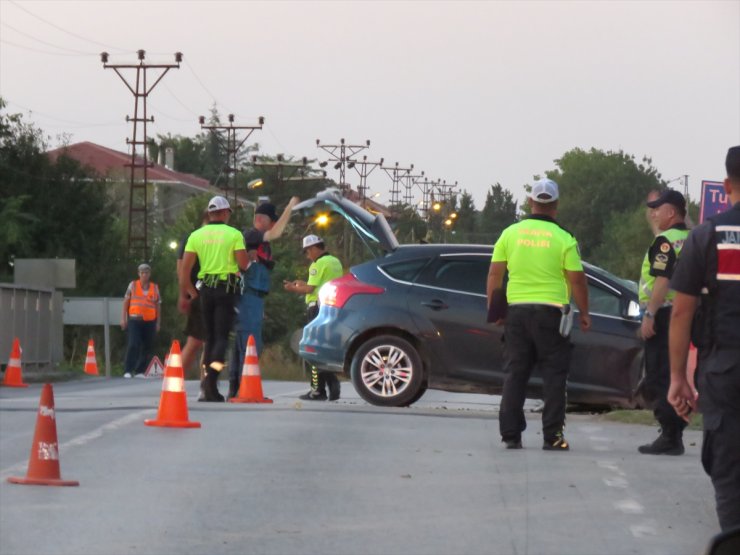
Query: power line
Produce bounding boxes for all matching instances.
[0,38,95,57]
[0,21,94,54]
[8,0,130,53]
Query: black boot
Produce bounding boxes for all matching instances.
[203,369,225,403]
[227,379,239,400]
[638,429,684,455]
[326,373,341,401]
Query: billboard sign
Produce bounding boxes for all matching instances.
[700,180,731,223]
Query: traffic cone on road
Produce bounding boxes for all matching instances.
[145,341,201,428]
[83,339,99,376]
[7,383,79,486]
[2,338,29,388]
[229,335,273,404]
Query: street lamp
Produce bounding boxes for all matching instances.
[247,178,264,189]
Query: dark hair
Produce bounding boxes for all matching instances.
[726,146,740,181]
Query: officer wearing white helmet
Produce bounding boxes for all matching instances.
[284,234,344,400]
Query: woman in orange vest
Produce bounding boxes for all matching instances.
[121,263,161,378]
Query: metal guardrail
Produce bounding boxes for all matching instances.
[0,283,61,370]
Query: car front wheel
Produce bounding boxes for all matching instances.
[350,335,424,407]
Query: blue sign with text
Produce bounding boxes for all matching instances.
[700,180,731,223]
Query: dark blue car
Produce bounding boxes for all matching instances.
[296,190,644,408]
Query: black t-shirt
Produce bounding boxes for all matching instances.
[178,231,200,286]
[245,228,273,265]
[671,222,714,296]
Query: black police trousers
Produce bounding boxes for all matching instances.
[200,284,238,370]
[306,303,339,395]
[499,305,570,442]
[697,349,740,531]
[643,306,687,436]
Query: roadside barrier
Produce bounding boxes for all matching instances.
[229,335,272,404]
[7,383,79,486]
[144,340,201,428]
[2,337,29,388]
[83,339,99,376]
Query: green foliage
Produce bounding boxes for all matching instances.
[479,183,518,243]
[548,148,663,259]
[591,205,654,280]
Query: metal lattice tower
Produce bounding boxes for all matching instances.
[316,138,371,194]
[382,162,414,206]
[348,155,384,202]
[101,49,181,260]
[199,114,264,208]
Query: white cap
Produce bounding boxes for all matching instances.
[529,178,559,203]
[302,234,323,250]
[138,263,151,272]
[207,195,231,212]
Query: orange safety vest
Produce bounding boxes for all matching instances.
[128,280,159,321]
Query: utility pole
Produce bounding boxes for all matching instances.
[348,155,384,203]
[403,170,425,206]
[382,162,414,206]
[199,113,264,208]
[416,176,437,220]
[101,49,181,260]
[316,138,371,194]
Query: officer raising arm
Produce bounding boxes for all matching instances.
[487,178,590,452]
[668,146,740,532]
[179,196,249,402]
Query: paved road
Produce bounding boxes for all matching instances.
[0,378,718,555]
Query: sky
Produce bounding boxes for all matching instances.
[1,0,739,209]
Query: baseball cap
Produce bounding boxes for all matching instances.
[138,263,151,272]
[255,202,278,222]
[646,189,686,213]
[207,195,231,212]
[529,178,559,203]
[726,146,740,180]
[302,234,323,250]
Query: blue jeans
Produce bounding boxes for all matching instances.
[230,291,265,381]
[124,319,156,375]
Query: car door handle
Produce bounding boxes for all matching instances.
[421,299,448,311]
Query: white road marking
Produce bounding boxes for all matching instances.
[615,499,645,514]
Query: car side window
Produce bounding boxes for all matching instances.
[417,257,489,295]
[587,282,621,316]
[381,258,430,282]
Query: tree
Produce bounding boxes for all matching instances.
[547,148,663,260]
[479,183,517,243]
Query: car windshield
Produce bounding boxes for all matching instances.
[583,261,638,293]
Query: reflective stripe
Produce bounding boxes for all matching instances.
[717,274,740,281]
[716,225,740,232]
[8,357,20,366]
[162,377,184,393]
[242,362,260,377]
[168,354,182,369]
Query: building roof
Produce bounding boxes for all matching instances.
[46,141,211,193]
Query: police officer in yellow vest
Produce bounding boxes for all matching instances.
[121,263,161,378]
[638,188,689,455]
[284,234,344,401]
[487,178,591,451]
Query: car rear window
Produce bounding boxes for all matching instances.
[381,258,430,282]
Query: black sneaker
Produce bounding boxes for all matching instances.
[543,435,570,451]
[299,391,327,401]
[503,438,523,449]
[638,434,684,456]
[328,382,341,401]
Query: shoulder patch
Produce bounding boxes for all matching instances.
[660,242,671,253]
[309,268,318,276]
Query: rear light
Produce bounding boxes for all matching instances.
[319,273,384,309]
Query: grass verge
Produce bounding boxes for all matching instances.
[602,409,703,431]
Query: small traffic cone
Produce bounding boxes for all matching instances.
[145,341,201,428]
[83,339,99,376]
[2,338,29,388]
[229,335,273,404]
[7,383,79,486]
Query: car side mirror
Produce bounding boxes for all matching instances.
[624,300,641,319]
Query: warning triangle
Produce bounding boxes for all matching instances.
[144,356,165,378]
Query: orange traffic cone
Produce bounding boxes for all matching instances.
[145,340,201,428]
[2,338,29,388]
[83,339,99,376]
[7,383,79,486]
[229,335,273,404]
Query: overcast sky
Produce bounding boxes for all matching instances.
[1,0,738,209]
